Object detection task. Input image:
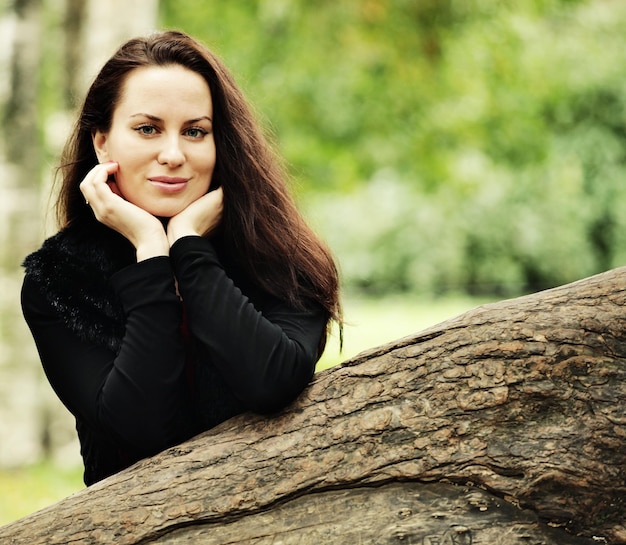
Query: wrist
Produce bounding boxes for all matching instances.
[167,223,200,247]
[135,232,170,261]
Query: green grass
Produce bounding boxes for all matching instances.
[317,293,494,370]
[0,462,84,526]
[0,294,493,527]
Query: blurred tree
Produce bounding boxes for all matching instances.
[0,0,46,466]
[0,0,159,467]
[160,0,626,296]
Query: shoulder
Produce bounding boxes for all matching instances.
[22,222,133,351]
[23,221,134,281]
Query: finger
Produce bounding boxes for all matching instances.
[100,161,119,176]
[80,167,106,205]
[80,162,119,205]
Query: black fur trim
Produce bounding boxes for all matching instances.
[22,222,135,353]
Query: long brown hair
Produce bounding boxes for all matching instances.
[55,30,342,350]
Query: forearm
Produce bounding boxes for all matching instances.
[171,236,325,412]
[105,258,186,447]
[22,258,187,452]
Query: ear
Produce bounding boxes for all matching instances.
[92,129,110,163]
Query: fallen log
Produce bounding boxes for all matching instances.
[1,266,625,544]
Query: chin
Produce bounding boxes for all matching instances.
[144,202,187,218]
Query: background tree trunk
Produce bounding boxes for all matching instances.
[0,0,159,467]
[0,0,47,466]
[1,266,624,544]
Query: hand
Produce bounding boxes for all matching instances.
[80,162,169,260]
[167,187,224,246]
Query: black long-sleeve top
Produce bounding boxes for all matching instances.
[22,228,326,485]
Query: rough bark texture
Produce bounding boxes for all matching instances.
[1,267,625,544]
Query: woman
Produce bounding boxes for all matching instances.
[21,31,342,486]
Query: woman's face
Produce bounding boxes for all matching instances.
[92,64,216,218]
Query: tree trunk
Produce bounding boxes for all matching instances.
[1,267,625,544]
[0,0,47,466]
[0,0,161,468]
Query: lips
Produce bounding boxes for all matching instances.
[148,176,189,192]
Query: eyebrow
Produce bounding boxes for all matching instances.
[130,113,212,123]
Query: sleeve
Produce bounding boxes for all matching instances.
[21,257,186,455]
[170,235,327,414]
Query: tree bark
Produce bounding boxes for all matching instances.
[1,266,625,544]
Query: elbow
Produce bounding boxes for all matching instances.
[99,398,183,455]
[246,385,307,414]
[114,417,181,457]
[124,418,178,453]
[244,359,315,414]
[97,365,187,454]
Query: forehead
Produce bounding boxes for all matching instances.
[116,65,213,116]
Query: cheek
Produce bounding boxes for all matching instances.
[196,147,217,187]
[110,165,139,198]
[107,146,144,185]
[104,131,147,162]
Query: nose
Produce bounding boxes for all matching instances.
[157,135,185,167]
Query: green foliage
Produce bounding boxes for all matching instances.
[161,0,626,295]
